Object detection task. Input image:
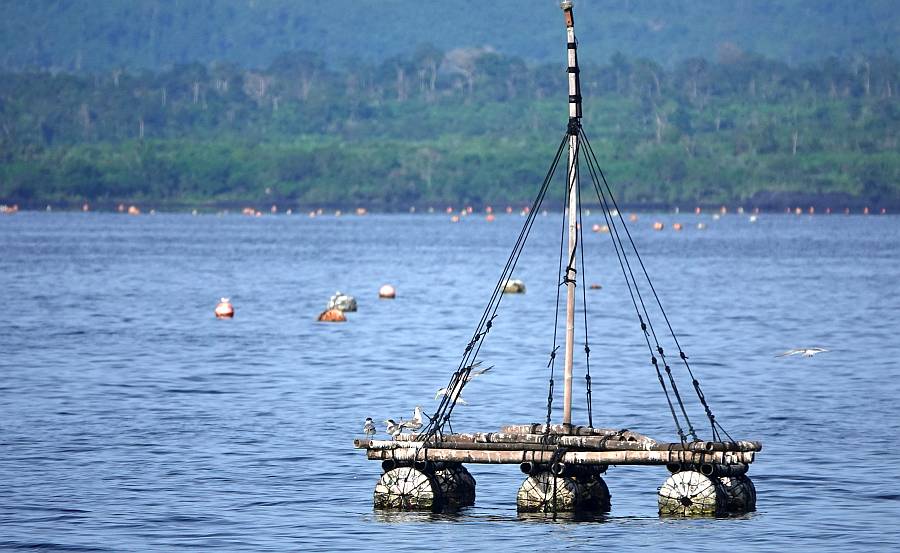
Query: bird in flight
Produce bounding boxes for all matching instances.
[363,417,376,437]
[434,363,494,405]
[776,347,829,358]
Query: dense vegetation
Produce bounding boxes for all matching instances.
[2,49,899,208]
[2,0,897,71]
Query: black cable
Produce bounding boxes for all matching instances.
[578,134,687,442]
[421,132,570,442]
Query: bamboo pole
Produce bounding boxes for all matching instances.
[358,436,761,453]
[561,0,580,428]
[366,446,754,466]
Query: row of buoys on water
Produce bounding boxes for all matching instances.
[214,285,397,322]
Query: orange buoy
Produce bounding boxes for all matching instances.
[506,206,513,214]
[486,206,493,214]
[628,213,638,222]
[589,283,602,290]
[215,298,234,319]
[864,207,870,215]
[794,207,802,215]
[317,308,347,322]
[379,284,397,299]
[446,207,454,214]
[451,215,460,223]
[808,206,815,215]
[694,207,701,215]
[127,205,141,215]
[271,204,278,214]
[356,207,367,216]
[486,214,496,222]
[82,203,90,212]
[653,222,664,231]
[591,223,601,232]
[673,223,683,231]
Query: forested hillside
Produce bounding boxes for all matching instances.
[1,0,897,71]
[2,49,898,208]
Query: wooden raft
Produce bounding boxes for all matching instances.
[354,424,761,468]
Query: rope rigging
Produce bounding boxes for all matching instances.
[418,120,731,446]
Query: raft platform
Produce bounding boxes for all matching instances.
[354,424,761,516]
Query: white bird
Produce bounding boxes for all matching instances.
[400,406,425,431]
[363,417,376,437]
[384,419,402,439]
[434,363,493,405]
[776,347,829,358]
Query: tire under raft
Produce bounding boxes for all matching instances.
[516,463,611,513]
[658,471,727,517]
[374,462,477,511]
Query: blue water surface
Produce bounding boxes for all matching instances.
[2,211,899,551]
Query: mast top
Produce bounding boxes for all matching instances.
[561,1,574,27]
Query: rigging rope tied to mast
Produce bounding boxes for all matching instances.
[579,127,731,443]
[420,131,571,443]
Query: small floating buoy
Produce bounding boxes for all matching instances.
[317,308,347,322]
[286,208,292,215]
[506,206,513,214]
[720,206,727,215]
[737,206,744,214]
[629,213,638,222]
[451,215,460,223]
[749,215,758,223]
[844,208,850,215]
[826,207,832,214]
[128,205,141,215]
[672,223,683,231]
[378,284,396,299]
[697,223,707,230]
[591,223,609,233]
[864,207,870,215]
[446,206,454,214]
[271,204,278,214]
[695,207,701,215]
[808,206,815,215]
[486,206,493,214]
[503,279,526,294]
[881,208,887,215]
[589,283,602,290]
[794,207,802,215]
[652,222,664,231]
[327,291,358,312]
[356,207,367,216]
[214,298,234,319]
[486,214,495,222]
[117,203,125,212]
[82,203,90,212]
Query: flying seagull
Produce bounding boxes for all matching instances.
[363,417,376,437]
[776,347,829,358]
[434,363,493,405]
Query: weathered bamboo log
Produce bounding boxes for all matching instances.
[687,440,763,453]
[501,424,620,436]
[367,446,754,466]
[361,439,557,452]
[658,471,726,517]
[557,436,657,450]
[388,433,761,452]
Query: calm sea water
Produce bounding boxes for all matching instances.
[2,211,899,551]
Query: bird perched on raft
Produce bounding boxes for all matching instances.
[363,417,376,437]
[384,419,402,439]
[400,406,427,432]
[776,347,829,358]
[434,363,494,405]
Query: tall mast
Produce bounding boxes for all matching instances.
[561,0,581,426]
